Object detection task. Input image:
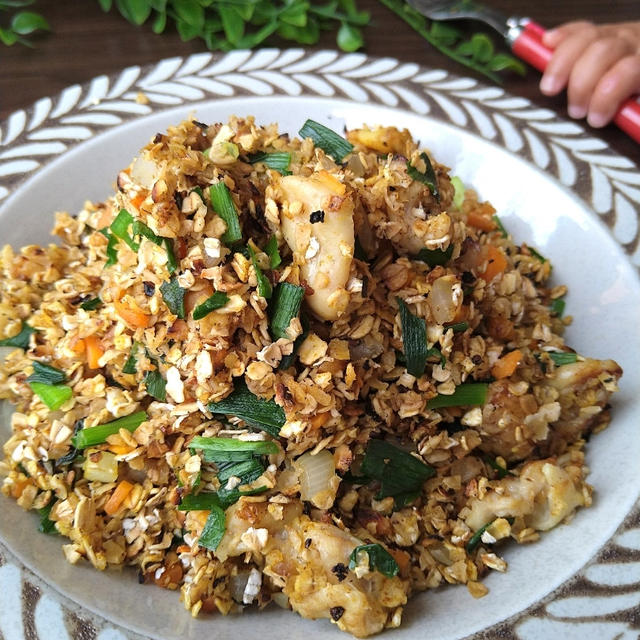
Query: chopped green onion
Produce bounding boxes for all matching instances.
[298,119,354,162]
[79,297,102,311]
[348,544,399,578]
[467,519,495,553]
[269,282,305,340]
[550,298,566,317]
[26,361,66,385]
[55,419,84,468]
[102,229,119,267]
[198,504,226,551]
[71,411,148,449]
[549,351,578,367]
[131,221,177,273]
[278,312,309,371]
[210,182,242,245]
[192,291,230,321]
[361,439,435,503]
[216,485,268,509]
[528,246,547,263]
[216,458,264,485]
[484,456,513,479]
[144,368,166,401]
[427,382,488,409]
[38,503,58,535]
[445,321,469,333]
[415,245,453,267]
[160,277,186,319]
[190,436,279,461]
[248,151,292,175]
[207,379,285,438]
[178,492,221,511]
[248,244,272,299]
[407,152,439,201]
[29,382,72,410]
[0,321,37,349]
[110,209,140,252]
[451,176,465,210]
[493,215,508,238]
[397,298,428,378]
[122,342,139,375]
[164,239,178,273]
[265,235,281,269]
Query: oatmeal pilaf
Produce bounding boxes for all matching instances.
[0,117,622,637]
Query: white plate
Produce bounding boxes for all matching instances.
[1,49,639,640]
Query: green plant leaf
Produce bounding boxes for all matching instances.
[219,4,244,44]
[98,0,113,10]
[470,33,493,63]
[152,10,167,33]
[336,21,362,51]
[488,53,526,74]
[173,0,204,29]
[115,0,152,25]
[10,10,49,34]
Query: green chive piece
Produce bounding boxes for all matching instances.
[248,151,292,175]
[164,239,178,273]
[467,519,495,553]
[445,321,469,333]
[26,361,66,385]
[269,282,305,340]
[131,221,177,273]
[278,312,309,371]
[122,342,139,375]
[549,351,578,367]
[0,321,37,349]
[79,297,102,311]
[190,436,279,460]
[38,502,58,535]
[484,456,513,479]
[192,291,230,321]
[528,246,547,263]
[198,505,226,551]
[216,458,264,485]
[144,368,166,401]
[427,382,488,409]
[348,544,399,578]
[103,229,119,267]
[210,182,242,245]
[29,382,72,410]
[361,439,435,504]
[425,345,446,368]
[248,244,272,299]
[397,298,428,378]
[265,235,281,269]
[160,277,186,319]
[207,379,285,438]
[216,485,268,509]
[71,411,148,449]
[550,298,566,317]
[451,176,465,210]
[178,492,221,512]
[407,152,440,201]
[493,214,508,238]
[415,245,453,267]
[110,209,140,252]
[298,119,354,162]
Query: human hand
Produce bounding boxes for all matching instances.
[539,21,640,128]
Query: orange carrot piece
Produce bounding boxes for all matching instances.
[491,349,523,379]
[467,210,497,232]
[104,480,134,516]
[175,544,191,554]
[71,338,86,355]
[310,412,331,429]
[480,245,507,283]
[108,444,132,456]
[114,299,151,328]
[130,192,147,211]
[85,335,104,369]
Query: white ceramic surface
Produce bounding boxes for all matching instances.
[1,49,639,640]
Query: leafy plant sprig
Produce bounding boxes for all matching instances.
[97,0,370,53]
[0,0,49,46]
[378,0,525,82]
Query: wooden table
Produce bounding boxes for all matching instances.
[1,0,638,161]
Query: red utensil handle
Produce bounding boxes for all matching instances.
[511,20,640,144]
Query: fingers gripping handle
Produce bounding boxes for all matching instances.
[511,20,640,144]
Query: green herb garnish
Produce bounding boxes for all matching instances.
[79,297,102,311]
[451,176,465,210]
[528,246,547,263]
[190,436,279,462]
[298,119,353,162]
[348,543,399,578]
[397,297,428,378]
[207,379,285,438]
[427,382,488,409]
[278,312,309,370]
[160,277,186,319]
[122,342,139,375]
[192,291,230,321]
[549,351,578,367]
[361,439,435,505]
[550,298,566,317]
[210,182,242,245]
[29,382,72,410]
[131,220,177,273]
[216,458,264,485]
[248,151,292,175]
[248,244,272,299]
[445,321,469,333]
[37,502,58,535]
[415,245,453,267]
[493,215,508,238]
[407,152,439,201]
[0,322,37,349]
[467,519,495,553]
[26,361,66,385]
[265,234,281,269]
[269,282,305,340]
[144,368,166,401]
[198,504,226,551]
[71,411,148,449]
[110,209,140,252]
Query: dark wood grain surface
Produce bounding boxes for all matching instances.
[1,0,639,161]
